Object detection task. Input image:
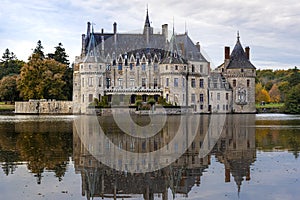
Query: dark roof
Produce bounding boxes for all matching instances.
[161,33,188,64]
[83,33,104,63]
[226,38,256,69]
[176,34,208,62]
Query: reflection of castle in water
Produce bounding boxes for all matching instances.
[73,114,256,199]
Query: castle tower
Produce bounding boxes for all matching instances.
[224,32,256,113]
[143,7,153,44]
[160,30,188,106]
[73,29,106,114]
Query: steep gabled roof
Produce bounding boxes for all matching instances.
[83,32,105,63]
[161,33,188,64]
[176,34,208,62]
[226,34,256,69]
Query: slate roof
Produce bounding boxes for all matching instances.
[176,34,208,62]
[161,33,188,64]
[226,37,256,69]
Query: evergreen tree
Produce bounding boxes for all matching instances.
[0,48,24,80]
[33,40,45,60]
[53,43,69,66]
[52,43,72,100]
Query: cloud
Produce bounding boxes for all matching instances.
[0,0,299,69]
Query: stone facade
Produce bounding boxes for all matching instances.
[73,10,256,114]
[15,99,73,114]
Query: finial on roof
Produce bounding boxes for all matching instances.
[237,31,240,41]
[172,17,175,35]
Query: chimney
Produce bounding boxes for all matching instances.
[81,34,86,57]
[225,168,230,182]
[245,46,250,60]
[87,22,91,36]
[225,46,230,60]
[162,24,168,42]
[196,42,200,52]
[113,22,117,34]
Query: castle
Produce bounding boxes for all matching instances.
[73,10,256,114]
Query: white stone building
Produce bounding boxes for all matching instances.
[73,10,256,114]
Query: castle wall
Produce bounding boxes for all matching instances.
[15,100,73,114]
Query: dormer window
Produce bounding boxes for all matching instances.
[241,68,244,73]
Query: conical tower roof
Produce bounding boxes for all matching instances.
[226,32,256,69]
[83,29,104,63]
[161,30,187,64]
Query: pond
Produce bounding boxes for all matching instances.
[0,114,299,200]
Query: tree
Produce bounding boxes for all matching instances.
[1,48,17,62]
[53,43,70,66]
[284,83,300,113]
[0,48,24,80]
[286,67,300,87]
[17,53,67,100]
[51,43,73,100]
[0,75,19,102]
[255,83,270,103]
[33,40,45,60]
[269,84,281,103]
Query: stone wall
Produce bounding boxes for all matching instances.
[15,100,73,114]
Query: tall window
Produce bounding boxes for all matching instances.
[118,78,123,87]
[82,78,85,87]
[98,77,102,87]
[89,94,93,102]
[191,94,196,103]
[192,65,195,72]
[175,65,178,70]
[200,79,204,88]
[247,79,250,87]
[166,78,169,87]
[130,63,133,70]
[217,93,220,100]
[226,93,229,100]
[154,78,158,88]
[174,78,178,87]
[118,63,122,70]
[191,78,196,88]
[142,78,146,87]
[142,63,146,71]
[233,79,236,87]
[106,78,111,88]
[200,65,203,73]
[200,94,204,102]
[88,77,93,87]
[130,78,135,87]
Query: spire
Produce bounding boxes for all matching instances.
[160,27,187,65]
[144,5,150,28]
[237,30,240,42]
[143,5,152,35]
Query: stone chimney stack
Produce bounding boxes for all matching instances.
[225,46,230,60]
[81,34,86,57]
[113,22,117,34]
[87,22,91,36]
[162,24,168,43]
[245,46,250,60]
[196,42,200,52]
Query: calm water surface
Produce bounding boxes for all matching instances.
[0,114,299,200]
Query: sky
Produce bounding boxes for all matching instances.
[0,0,299,70]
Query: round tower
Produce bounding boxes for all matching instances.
[224,33,256,113]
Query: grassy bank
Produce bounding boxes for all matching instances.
[0,102,15,111]
[256,103,284,113]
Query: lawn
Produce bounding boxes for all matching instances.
[256,103,284,109]
[0,102,15,111]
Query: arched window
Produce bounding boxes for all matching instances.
[233,79,236,87]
